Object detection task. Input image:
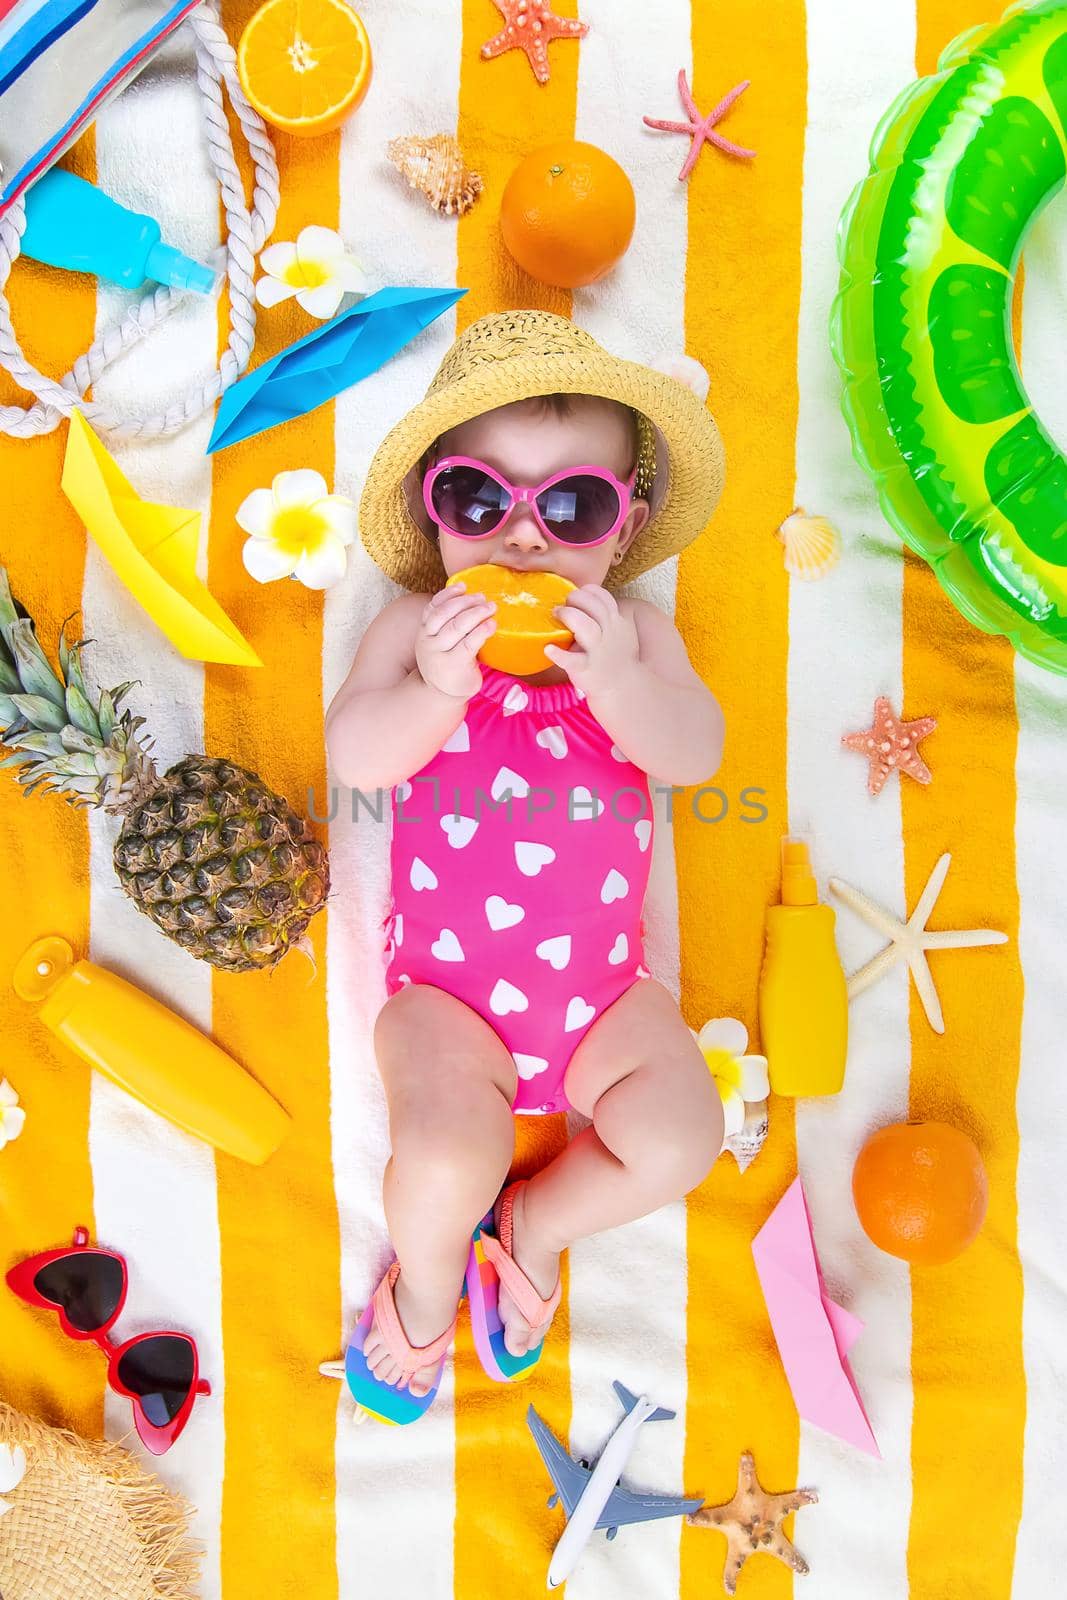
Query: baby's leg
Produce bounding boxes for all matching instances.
[364,982,517,1394]
[497,979,723,1356]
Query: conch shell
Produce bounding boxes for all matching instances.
[776,508,841,581]
[387,134,483,217]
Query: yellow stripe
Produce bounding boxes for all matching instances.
[904,7,1026,1596]
[680,4,806,1595]
[0,143,100,1435]
[452,2,579,1591]
[211,10,339,1594]
[456,0,581,331]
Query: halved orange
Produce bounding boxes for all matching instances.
[445,564,576,677]
[237,0,372,139]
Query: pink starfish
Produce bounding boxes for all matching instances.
[643,68,757,181]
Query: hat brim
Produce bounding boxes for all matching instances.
[358,351,726,594]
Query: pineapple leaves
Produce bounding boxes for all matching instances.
[65,684,102,741]
[6,619,65,709]
[6,730,67,757]
[0,568,18,631]
[9,693,67,732]
[97,690,117,744]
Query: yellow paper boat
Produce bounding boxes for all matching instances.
[61,411,262,668]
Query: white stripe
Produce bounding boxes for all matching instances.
[1011,187,1067,1597]
[87,32,224,1599]
[327,6,462,1596]
[565,5,692,1596]
[789,3,916,1595]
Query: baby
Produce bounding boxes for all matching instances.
[326,311,727,1416]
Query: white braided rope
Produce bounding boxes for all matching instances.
[0,0,279,440]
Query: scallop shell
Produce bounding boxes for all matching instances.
[776,508,841,580]
[387,134,484,217]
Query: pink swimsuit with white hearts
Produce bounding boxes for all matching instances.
[380,660,654,1115]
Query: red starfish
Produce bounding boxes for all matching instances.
[842,696,938,797]
[479,0,589,86]
[643,68,756,181]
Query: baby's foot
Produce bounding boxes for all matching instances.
[362,1273,458,1397]
[493,1185,562,1358]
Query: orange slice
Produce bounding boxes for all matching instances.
[237,0,372,139]
[445,564,576,677]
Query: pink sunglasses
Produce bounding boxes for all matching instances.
[422,455,637,549]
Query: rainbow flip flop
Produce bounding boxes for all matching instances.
[465,1181,562,1383]
[344,1260,458,1425]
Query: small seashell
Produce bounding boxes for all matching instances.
[387,134,484,217]
[648,351,711,403]
[776,507,841,581]
[724,1099,769,1173]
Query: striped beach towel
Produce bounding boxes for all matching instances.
[1,2,1065,1598]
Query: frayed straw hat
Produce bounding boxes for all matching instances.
[0,1400,202,1600]
[359,310,726,594]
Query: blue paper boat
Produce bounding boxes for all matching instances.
[207,285,468,454]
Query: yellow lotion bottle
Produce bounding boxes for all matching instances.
[14,936,290,1164]
[759,838,849,1096]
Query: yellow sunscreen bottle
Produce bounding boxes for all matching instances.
[759,837,849,1096]
[14,936,290,1164]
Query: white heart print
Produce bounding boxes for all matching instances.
[607,932,628,965]
[410,856,438,892]
[431,928,465,962]
[609,744,628,763]
[491,765,530,800]
[600,868,629,904]
[441,813,478,849]
[535,725,568,760]
[441,722,470,754]
[490,978,529,1016]
[513,1052,549,1080]
[397,780,414,801]
[535,934,572,971]
[634,819,652,853]
[393,913,404,947]
[502,685,529,717]
[515,841,556,876]
[564,996,596,1031]
[570,785,605,820]
[485,895,525,931]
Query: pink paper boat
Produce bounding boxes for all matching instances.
[752,1176,881,1457]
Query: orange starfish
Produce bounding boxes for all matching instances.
[842,695,937,796]
[480,0,588,85]
[688,1451,818,1596]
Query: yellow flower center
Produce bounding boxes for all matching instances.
[270,505,329,556]
[282,257,332,290]
[703,1047,742,1095]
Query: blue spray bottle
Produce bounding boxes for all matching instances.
[19,168,217,293]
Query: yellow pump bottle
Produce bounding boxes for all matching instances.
[13,936,290,1164]
[759,838,849,1096]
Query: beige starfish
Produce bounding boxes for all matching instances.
[688,1451,818,1595]
[828,853,1008,1034]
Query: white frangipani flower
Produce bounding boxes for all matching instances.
[0,1078,26,1151]
[237,470,357,590]
[255,225,369,320]
[691,1017,770,1139]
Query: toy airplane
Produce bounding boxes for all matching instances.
[527,1381,703,1589]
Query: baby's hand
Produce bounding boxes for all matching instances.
[415,582,497,701]
[544,585,640,697]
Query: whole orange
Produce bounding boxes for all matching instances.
[852,1121,989,1266]
[500,140,636,289]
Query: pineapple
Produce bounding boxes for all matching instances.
[0,567,329,973]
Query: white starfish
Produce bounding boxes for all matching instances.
[828,853,1008,1034]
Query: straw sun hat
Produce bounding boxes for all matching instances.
[0,1400,202,1600]
[359,309,726,595]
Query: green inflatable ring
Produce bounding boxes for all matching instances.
[832,0,1067,675]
